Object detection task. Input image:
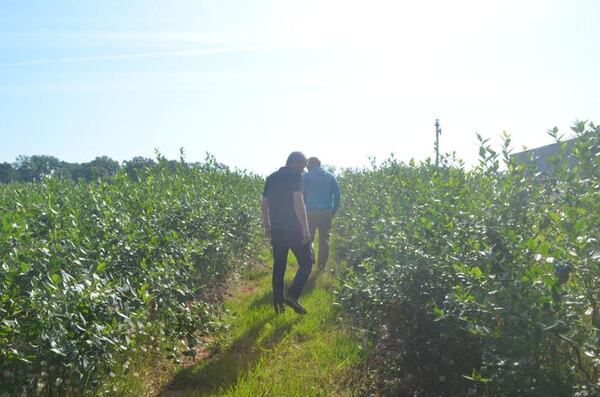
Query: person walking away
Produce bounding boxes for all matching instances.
[261,152,314,314]
[303,157,340,272]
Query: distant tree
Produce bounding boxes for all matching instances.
[3,154,163,183]
[63,163,84,181]
[89,156,120,176]
[13,155,61,182]
[123,157,156,181]
[13,155,33,181]
[51,156,120,182]
[54,162,74,180]
[76,156,121,181]
[0,162,15,183]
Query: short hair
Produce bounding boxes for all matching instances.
[307,157,321,169]
[286,151,307,166]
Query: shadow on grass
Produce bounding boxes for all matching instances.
[248,272,319,310]
[161,319,269,396]
[262,318,301,350]
[160,289,306,396]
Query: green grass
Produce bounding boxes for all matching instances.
[160,258,362,397]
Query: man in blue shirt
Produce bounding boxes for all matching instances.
[303,157,341,271]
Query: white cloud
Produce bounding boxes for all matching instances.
[2,30,237,44]
[1,46,277,66]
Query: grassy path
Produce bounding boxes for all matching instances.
[157,262,362,397]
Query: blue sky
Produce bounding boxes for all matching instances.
[1,0,599,174]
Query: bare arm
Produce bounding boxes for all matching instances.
[261,197,271,237]
[293,191,310,244]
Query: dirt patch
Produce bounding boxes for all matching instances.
[157,338,214,397]
[238,281,258,296]
[148,262,270,397]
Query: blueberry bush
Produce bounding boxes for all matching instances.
[0,156,263,395]
[335,122,600,396]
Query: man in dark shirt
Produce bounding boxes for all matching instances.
[262,152,313,314]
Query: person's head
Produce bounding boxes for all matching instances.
[286,151,307,173]
[307,157,321,171]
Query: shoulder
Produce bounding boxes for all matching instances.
[266,169,282,179]
[264,171,280,187]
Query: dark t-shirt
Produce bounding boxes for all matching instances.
[263,167,303,235]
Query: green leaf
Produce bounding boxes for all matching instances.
[549,212,561,222]
[95,262,107,273]
[50,347,66,357]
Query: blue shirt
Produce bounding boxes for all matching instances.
[302,167,340,213]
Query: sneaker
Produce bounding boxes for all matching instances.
[285,297,307,315]
[274,303,286,314]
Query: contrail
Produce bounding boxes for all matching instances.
[1,46,272,66]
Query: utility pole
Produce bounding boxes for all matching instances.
[435,119,442,171]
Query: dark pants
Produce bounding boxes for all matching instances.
[308,209,333,269]
[271,229,314,306]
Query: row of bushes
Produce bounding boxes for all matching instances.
[0,157,263,395]
[334,122,600,396]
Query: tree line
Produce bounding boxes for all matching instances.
[0,154,209,184]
